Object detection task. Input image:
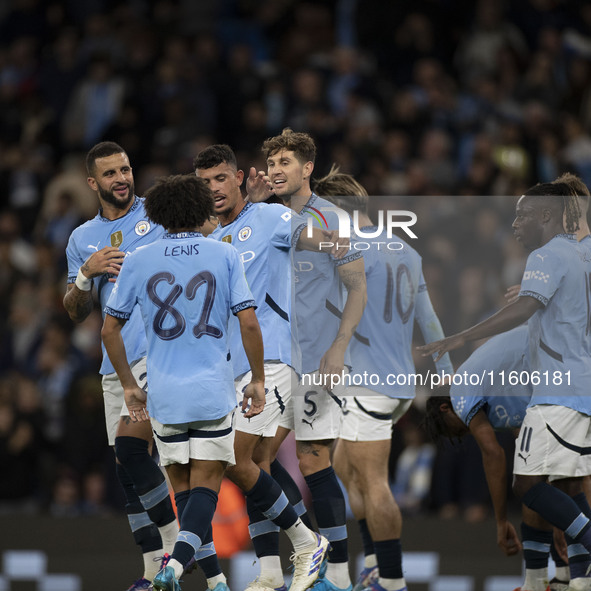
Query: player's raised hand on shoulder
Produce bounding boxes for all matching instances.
[242,381,266,418]
[418,334,465,362]
[82,247,125,282]
[504,284,521,305]
[245,167,274,203]
[124,385,149,423]
[496,519,522,556]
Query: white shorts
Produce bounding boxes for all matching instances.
[514,405,591,479]
[102,357,147,446]
[279,370,345,441]
[339,388,413,442]
[234,363,295,437]
[151,411,235,467]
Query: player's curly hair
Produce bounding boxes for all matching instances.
[523,181,581,234]
[86,141,127,176]
[313,164,369,215]
[261,128,317,164]
[423,386,454,444]
[143,174,214,231]
[193,144,238,171]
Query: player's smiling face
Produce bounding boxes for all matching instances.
[266,149,313,199]
[195,161,245,223]
[512,196,543,251]
[88,152,135,211]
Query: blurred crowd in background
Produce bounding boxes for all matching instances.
[1,0,590,523]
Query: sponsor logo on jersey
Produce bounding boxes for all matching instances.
[135,220,151,236]
[222,235,232,244]
[523,270,550,283]
[238,226,252,241]
[111,231,123,247]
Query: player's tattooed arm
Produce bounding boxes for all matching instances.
[63,283,94,323]
[64,247,126,322]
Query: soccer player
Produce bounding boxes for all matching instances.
[63,142,179,590]
[419,182,591,591]
[424,325,562,591]
[313,167,453,591]
[194,144,338,591]
[248,129,367,591]
[505,172,590,304]
[101,173,266,591]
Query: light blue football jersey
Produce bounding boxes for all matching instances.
[65,197,165,375]
[519,234,591,414]
[105,232,255,425]
[210,201,306,378]
[450,326,531,429]
[349,228,453,398]
[293,194,362,374]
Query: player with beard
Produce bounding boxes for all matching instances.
[63,142,225,591]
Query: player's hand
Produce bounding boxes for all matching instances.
[496,520,522,556]
[125,385,149,422]
[319,346,345,391]
[245,167,274,203]
[504,284,521,305]
[242,381,266,418]
[82,247,125,282]
[417,334,465,362]
[553,527,568,563]
[322,229,350,259]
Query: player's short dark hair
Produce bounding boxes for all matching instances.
[261,128,317,165]
[143,174,214,231]
[193,144,237,171]
[86,141,127,176]
[524,181,581,233]
[423,386,453,444]
[313,164,369,215]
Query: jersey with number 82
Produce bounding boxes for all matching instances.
[105,232,255,424]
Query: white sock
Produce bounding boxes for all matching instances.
[554,566,570,581]
[259,555,284,587]
[364,554,377,569]
[207,573,227,589]
[169,558,184,580]
[379,577,407,591]
[159,521,180,555]
[285,519,317,552]
[143,549,163,580]
[522,567,549,591]
[325,562,351,588]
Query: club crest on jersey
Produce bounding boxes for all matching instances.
[222,235,232,244]
[111,230,123,247]
[135,220,151,236]
[238,227,252,241]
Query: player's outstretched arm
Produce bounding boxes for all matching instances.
[236,307,265,418]
[319,257,367,379]
[418,296,542,362]
[64,246,126,322]
[245,167,274,203]
[101,314,148,422]
[469,411,521,556]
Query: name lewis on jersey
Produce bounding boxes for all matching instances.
[164,244,200,257]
